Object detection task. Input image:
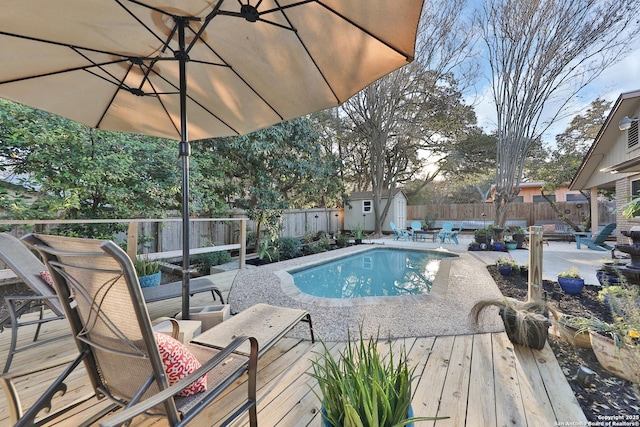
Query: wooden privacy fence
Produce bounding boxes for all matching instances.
[407,201,615,227]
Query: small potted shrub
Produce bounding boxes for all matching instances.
[492,240,505,251]
[519,263,529,278]
[504,239,517,250]
[134,256,162,288]
[508,226,526,249]
[309,330,446,426]
[557,267,585,294]
[474,228,492,246]
[350,223,365,244]
[496,257,518,276]
[468,242,480,251]
[470,298,555,350]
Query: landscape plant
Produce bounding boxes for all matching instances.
[134,256,161,277]
[308,329,446,427]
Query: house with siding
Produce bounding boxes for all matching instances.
[570,89,640,242]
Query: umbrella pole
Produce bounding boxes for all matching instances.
[177,18,191,321]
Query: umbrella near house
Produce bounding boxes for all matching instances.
[0,0,425,318]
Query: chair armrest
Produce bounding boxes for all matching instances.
[151,317,180,339]
[99,336,259,427]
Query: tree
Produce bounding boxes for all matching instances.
[339,0,479,235]
[198,117,345,244]
[482,0,640,227]
[0,99,184,228]
[532,98,612,230]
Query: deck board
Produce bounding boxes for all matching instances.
[0,290,588,426]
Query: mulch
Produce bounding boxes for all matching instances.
[488,265,639,421]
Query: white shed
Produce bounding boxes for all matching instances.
[344,189,407,234]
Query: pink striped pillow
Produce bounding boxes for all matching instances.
[39,270,54,287]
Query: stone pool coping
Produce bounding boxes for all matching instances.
[228,242,505,342]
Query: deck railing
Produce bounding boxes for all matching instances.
[0,217,247,269]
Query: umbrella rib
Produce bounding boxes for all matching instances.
[272,0,340,104]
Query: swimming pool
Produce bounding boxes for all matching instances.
[289,248,455,299]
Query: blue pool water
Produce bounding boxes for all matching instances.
[291,248,453,299]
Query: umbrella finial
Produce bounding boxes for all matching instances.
[241,4,259,22]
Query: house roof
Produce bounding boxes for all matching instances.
[570,89,640,190]
[348,189,405,200]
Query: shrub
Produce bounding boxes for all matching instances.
[274,237,302,260]
[193,250,232,273]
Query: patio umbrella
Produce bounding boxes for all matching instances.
[0,0,424,319]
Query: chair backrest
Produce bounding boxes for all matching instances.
[390,221,398,231]
[410,221,422,231]
[0,233,63,315]
[592,223,616,244]
[24,233,179,419]
[442,222,454,232]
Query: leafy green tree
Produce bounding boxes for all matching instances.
[198,117,345,244]
[0,99,183,228]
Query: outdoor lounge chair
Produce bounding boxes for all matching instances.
[0,233,67,373]
[12,233,257,427]
[581,223,616,251]
[390,221,409,241]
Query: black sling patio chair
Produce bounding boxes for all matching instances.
[15,233,257,427]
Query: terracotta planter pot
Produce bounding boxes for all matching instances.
[555,318,591,348]
[589,331,640,383]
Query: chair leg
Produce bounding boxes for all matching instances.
[33,305,45,342]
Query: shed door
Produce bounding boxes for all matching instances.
[396,197,406,229]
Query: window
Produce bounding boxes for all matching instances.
[512,196,524,203]
[566,193,587,202]
[363,200,372,213]
[631,179,640,197]
[533,195,554,203]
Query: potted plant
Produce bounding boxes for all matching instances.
[492,240,505,251]
[309,330,446,426]
[589,284,639,383]
[553,314,610,348]
[134,256,162,288]
[350,223,365,244]
[474,228,492,246]
[470,297,554,350]
[508,226,526,249]
[496,257,518,276]
[519,263,529,278]
[557,267,585,294]
[505,239,517,250]
[468,242,481,251]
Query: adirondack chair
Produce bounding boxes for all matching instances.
[390,221,409,241]
[14,233,257,427]
[435,222,455,243]
[582,223,616,251]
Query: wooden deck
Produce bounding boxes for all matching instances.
[0,271,588,426]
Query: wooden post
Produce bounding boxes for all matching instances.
[127,222,138,261]
[528,225,543,302]
[239,219,246,269]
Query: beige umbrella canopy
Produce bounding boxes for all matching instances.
[1,0,424,317]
